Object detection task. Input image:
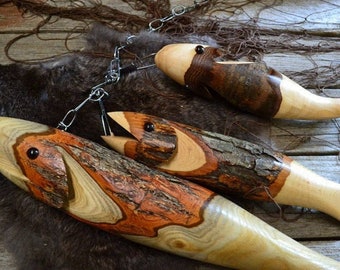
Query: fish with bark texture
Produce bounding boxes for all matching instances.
[0,26,252,270]
[0,117,339,270]
[155,44,340,120]
[103,111,340,221]
[0,25,328,270]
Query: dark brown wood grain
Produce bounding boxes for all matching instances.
[0,0,339,267]
[184,47,283,118]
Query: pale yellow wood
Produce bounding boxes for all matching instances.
[126,195,340,269]
[274,75,340,119]
[103,129,208,172]
[1,117,339,269]
[102,136,133,156]
[154,43,199,86]
[0,0,339,266]
[291,156,340,184]
[105,112,208,171]
[157,127,207,171]
[155,43,340,120]
[274,160,340,220]
[0,117,48,192]
[57,147,123,224]
[106,111,340,220]
[102,112,133,154]
[0,117,123,224]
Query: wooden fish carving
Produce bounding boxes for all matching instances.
[154,44,340,120]
[0,117,339,269]
[103,111,340,221]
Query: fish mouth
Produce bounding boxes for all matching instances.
[103,112,211,173]
[103,111,179,161]
[0,117,48,192]
[104,111,180,166]
[101,111,139,155]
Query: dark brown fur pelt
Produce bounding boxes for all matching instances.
[0,177,227,270]
[0,24,271,270]
[0,24,271,146]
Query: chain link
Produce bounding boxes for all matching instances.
[148,0,209,32]
[57,0,209,134]
[57,87,109,131]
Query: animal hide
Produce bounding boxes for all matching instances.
[0,24,274,270]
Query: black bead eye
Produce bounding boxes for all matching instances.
[195,45,205,54]
[144,122,154,132]
[26,147,39,160]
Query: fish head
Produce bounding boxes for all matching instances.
[0,117,70,208]
[105,112,218,176]
[155,43,223,99]
[103,112,177,167]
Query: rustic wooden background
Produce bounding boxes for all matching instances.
[0,0,339,268]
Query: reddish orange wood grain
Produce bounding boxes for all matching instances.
[104,112,340,221]
[13,128,214,237]
[0,117,339,269]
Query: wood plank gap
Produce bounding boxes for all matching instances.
[297,237,340,242]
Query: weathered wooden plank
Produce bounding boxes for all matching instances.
[256,208,340,238]
[0,0,339,268]
[1,32,339,74]
[303,241,340,261]
[0,33,84,63]
[1,0,339,34]
[264,53,340,83]
[0,3,26,30]
[0,0,137,32]
[205,0,340,35]
[271,118,340,154]
[292,155,339,183]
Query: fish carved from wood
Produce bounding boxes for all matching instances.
[154,44,340,120]
[104,111,340,221]
[0,116,339,269]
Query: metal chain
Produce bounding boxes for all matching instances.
[105,35,137,86]
[57,0,209,135]
[148,0,209,32]
[57,87,109,131]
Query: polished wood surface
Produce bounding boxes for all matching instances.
[0,0,339,268]
[0,117,339,269]
[155,44,340,120]
[104,111,340,220]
